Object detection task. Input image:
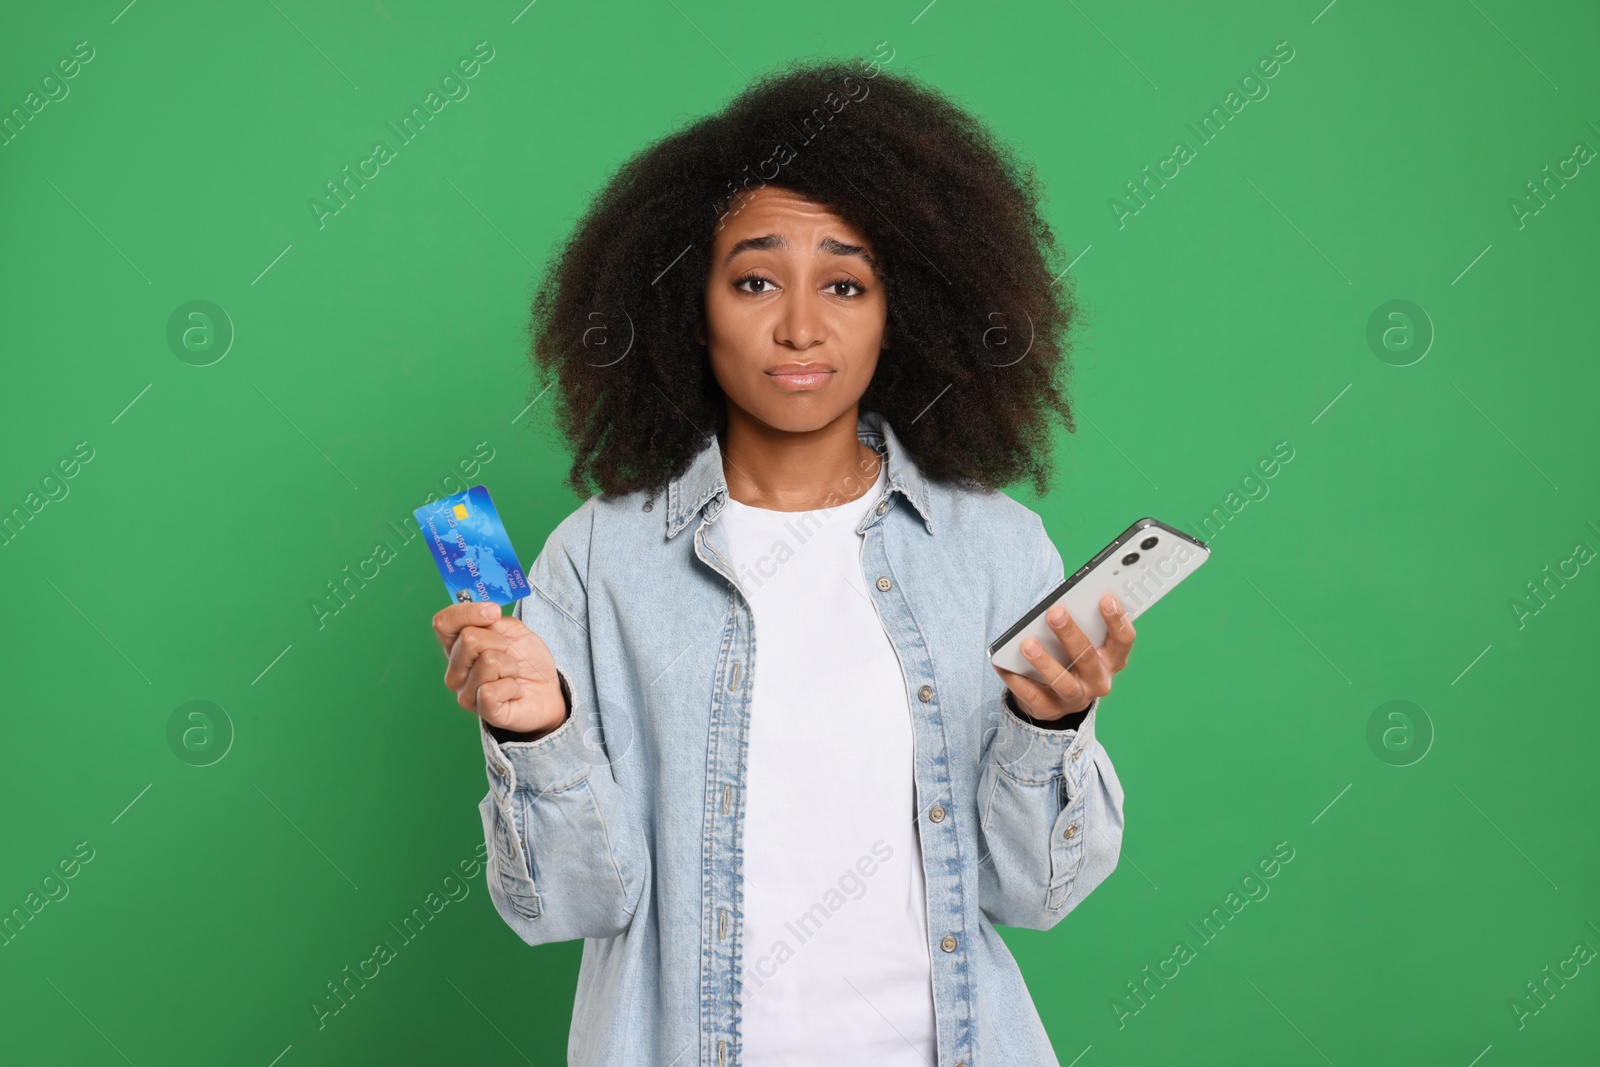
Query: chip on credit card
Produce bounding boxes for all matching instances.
[413,484,530,606]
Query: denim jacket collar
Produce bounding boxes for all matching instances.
[664,408,937,539]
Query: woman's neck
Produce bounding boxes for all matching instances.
[721,407,882,512]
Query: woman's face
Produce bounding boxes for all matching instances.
[698,186,889,434]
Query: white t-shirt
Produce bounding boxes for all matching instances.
[718,456,937,1065]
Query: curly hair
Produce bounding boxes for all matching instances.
[523,54,1089,501]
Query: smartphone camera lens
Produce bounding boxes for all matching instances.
[1121,552,1140,566]
[1140,536,1159,550]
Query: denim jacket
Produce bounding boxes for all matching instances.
[475,409,1126,1066]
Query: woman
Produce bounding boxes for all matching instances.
[434,56,1132,1067]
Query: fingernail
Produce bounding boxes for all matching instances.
[1023,638,1042,657]
[1103,596,1118,614]
[482,603,498,618]
[1047,607,1066,626]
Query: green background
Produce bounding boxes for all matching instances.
[2,0,1596,1063]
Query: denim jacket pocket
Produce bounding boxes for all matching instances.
[484,793,543,920]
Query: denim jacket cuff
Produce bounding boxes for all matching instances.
[995,690,1101,791]
[481,666,591,801]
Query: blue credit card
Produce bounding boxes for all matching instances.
[413,484,530,606]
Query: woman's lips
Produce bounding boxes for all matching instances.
[765,368,835,390]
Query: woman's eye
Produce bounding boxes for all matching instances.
[734,275,864,297]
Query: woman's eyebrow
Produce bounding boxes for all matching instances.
[722,234,876,272]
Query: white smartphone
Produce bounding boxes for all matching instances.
[989,517,1209,684]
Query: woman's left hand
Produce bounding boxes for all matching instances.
[993,594,1136,720]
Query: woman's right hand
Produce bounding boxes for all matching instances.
[432,601,569,739]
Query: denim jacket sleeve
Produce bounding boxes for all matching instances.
[476,503,648,945]
[976,513,1127,930]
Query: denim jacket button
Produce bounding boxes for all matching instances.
[1063,822,1079,840]
[940,935,958,952]
[917,684,934,702]
[929,805,945,822]
[876,576,892,592]
[875,499,889,516]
